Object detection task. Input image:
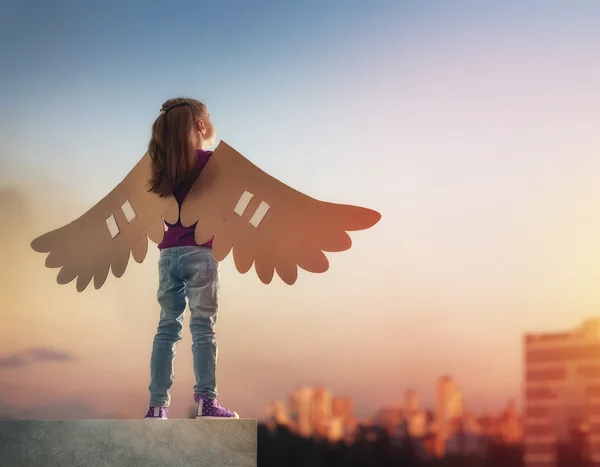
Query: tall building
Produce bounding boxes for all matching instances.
[435,375,464,457]
[524,318,600,467]
[289,387,314,437]
[499,399,523,444]
[405,410,428,438]
[288,386,335,439]
[311,387,333,438]
[331,397,358,443]
[327,416,346,442]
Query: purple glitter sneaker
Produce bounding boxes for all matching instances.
[194,393,239,419]
[144,406,168,419]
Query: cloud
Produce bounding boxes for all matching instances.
[0,347,76,369]
[0,186,31,228]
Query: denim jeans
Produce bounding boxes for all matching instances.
[148,246,220,407]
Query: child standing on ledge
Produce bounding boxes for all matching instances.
[144,97,238,420]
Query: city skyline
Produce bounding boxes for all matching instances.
[265,373,523,460]
[2,0,600,422]
[267,319,600,464]
[268,374,516,421]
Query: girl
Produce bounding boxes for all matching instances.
[143,97,238,420]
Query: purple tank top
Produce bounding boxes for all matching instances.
[157,149,213,250]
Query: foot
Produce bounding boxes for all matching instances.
[144,406,168,419]
[194,393,239,419]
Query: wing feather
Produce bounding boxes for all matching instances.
[93,261,111,290]
[30,232,54,254]
[316,229,352,253]
[275,260,298,286]
[45,250,65,268]
[57,265,78,285]
[324,202,382,232]
[131,235,149,263]
[232,239,255,274]
[212,228,234,262]
[111,250,130,279]
[296,250,329,274]
[255,254,275,285]
[76,269,94,293]
[147,217,166,245]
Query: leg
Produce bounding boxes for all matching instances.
[148,251,186,407]
[181,247,219,399]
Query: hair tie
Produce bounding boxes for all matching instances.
[160,102,190,116]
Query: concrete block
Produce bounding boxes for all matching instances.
[0,419,257,467]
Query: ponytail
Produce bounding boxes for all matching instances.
[147,98,207,197]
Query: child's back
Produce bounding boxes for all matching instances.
[144,97,238,420]
[157,149,213,250]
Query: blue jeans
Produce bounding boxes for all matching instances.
[148,246,220,407]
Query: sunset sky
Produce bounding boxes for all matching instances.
[2,0,600,420]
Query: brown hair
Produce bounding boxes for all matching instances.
[147,97,207,197]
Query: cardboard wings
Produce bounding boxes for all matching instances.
[31,141,381,291]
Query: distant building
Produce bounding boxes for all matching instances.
[311,387,333,439]
[498,400,523,444]
[331,396,356,443]
[289,387,315,437]
[267,400,290,427]
[374,406,404,436]
[476,401,523,445]
[420,431,444,459]
[435,375,464,456]
[327,416,345,442]
[405,410,428,438]
[286,387,356,443]
[332,397,353,421]
[445,412,487,457]
[524,318,600,467]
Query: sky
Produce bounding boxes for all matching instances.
[1,0,600,420]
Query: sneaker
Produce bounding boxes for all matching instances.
[144,406,168,419]
[194,393,239,419]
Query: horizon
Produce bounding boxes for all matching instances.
[2,0,600,421]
